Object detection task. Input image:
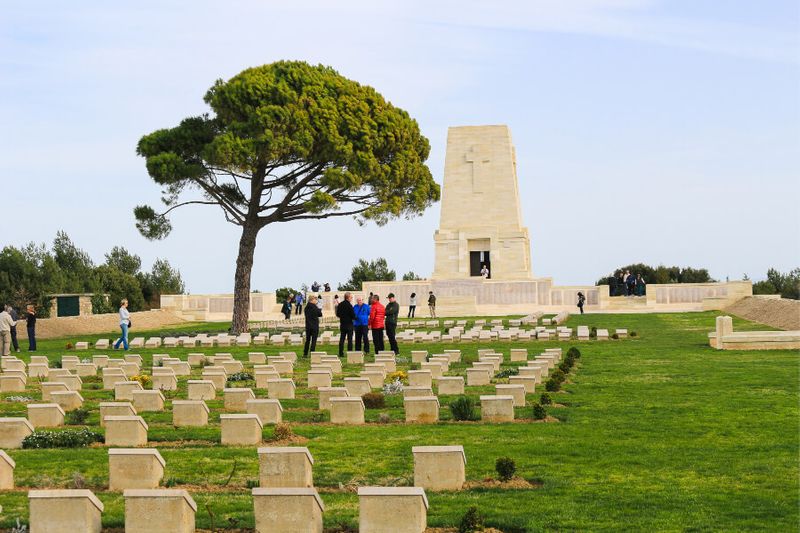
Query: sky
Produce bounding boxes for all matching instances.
[1,0,798,293]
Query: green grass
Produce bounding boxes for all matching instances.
[0,311,797,531]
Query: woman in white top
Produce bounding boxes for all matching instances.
[114,299,130,350]
[408,292,417,318]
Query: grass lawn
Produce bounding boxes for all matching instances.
[0,311,797,531]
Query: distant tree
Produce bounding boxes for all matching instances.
[752,279,778,295]
[104,246,142,276]
[339,258,396,291]
[402,271,423,281]
[596,263,714,290]
[754,267,800,300]
[275,287,302,303]
[134,61,438,332]
[0,244,62,317]
[52,231,97,293]
[94,265,147,312]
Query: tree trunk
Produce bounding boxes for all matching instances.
[231,223,259,334]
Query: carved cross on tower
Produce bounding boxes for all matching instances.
[465,144,491,193]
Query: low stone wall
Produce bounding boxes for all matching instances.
[14,310,187,340]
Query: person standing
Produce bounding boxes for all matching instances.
[294,292,304,315]
[281,296,293,320]
[8,306,20,353]
[353,296,371,353]
[384,293,400,355]
[480,264,489,279]
[113,299,130,350]
[25,305,37,351]
[427,291,437,318]
[636,274,646,296]
[0,305,14,356]
[336,292,355,357]
[316,294,324,310]
[408,292,417,318]
[303,295,322,357]
[625,270,636,297]
[333,294,340,310]
[311,281,320,292]
[577,292,586,315]
[368,294,386,353]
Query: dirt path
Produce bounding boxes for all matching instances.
[725,296,800,331]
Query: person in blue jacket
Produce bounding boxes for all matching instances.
[353,295,371,354]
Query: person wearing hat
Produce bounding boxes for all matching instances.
[384,293,400,355]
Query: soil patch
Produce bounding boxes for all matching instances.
[463,476,542,490]
[725,296,800,331]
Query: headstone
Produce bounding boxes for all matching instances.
[220,414,263,445]
[123,489,196,533]
[358,487,428,533]
[108,449,165,490]
[252,487,324,533]
[257,447,314,488]
[412,445,466,490]
[28,489,104,533]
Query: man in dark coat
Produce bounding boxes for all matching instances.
[303,295,322,357]
[336,292,356,357]
[384,293,400,355]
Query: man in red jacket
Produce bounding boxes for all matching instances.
[368,294,386,354]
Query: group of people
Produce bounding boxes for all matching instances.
[0,304,37,355]
[617,270,646,297]
[303,291,401,358]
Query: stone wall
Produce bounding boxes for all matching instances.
[14,310,187,340]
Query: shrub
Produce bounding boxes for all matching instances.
[130,375,151,388]
[566,347,581,359]
[65,343,73,350]
[495,457,516,481]
[70,472,87,489]
[494,367,519,379]
[22,429,103,449]
[539,392,552,405]
[550,369,566,383]
[558,360,572,374]
[382,379,404,395]
[386,370,407,382]
[377,413,391,424]
[611,333,619,340]
[450,396,477,421]
[65,408,90,425]
[532,402,547,420]
[458,506,484,533]
[545,378,561,392]
[630,331,638,337]
[227,372,253,384]
[589,326,597,339]
[362,392,385,409]
[272,423,293,441]
[245,479,259,489]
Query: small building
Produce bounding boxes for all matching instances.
[48,294,104,317]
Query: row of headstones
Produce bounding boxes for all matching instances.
[1,444,460,532]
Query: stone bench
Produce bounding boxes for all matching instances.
[267,379,296,400]
[404,396,440,423]
[0,449,16,489]
[258,446,314,487]
[105,415,148,446]
[358,487,428,533]
[123,489,196,533]
[51,390,84,412]
[99,402,136,427]
[173,400,209,427]
[132,390,165,412]
[252,487,324,533]
[221,414,263,445]
[224,388,256,411]
[466,368,491,386]
[437,376,465,395]
[109,448,165,490]
[480,395,515,422]
[330,397,365,424]
[246,399,283,425]
[318,387,349,410]
[27,403,65,427]
[343,377,371,397]
[496,384,526,407]
[29,489,104,533]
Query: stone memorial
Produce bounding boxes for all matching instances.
[28,489,104,533]
[257,447,314,488]
[412,445,466,490]
[123,489,197,533]
[108,448,165,490]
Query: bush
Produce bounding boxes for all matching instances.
[545,378,561,392]
[550,369,566,383]
[539,392,552,405]
[558,360,573,374]
[494,367,519,379]
[589,326,597,339]
[382,379,404,395]
[630,331,638,337]
[377,413,391,424]
[227,372,253,384]
[458,506,484,533]
[495,456,516,481]
[386,371,407,382]
[130,375,151,388]
[450,396,477,421]
[65,408,90,425]
[22,429,103,449]
[362,392,385,409]
[532,402,547,420]
[566,347,581,359]
[272,423,293,441]
[612,333,619,340]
